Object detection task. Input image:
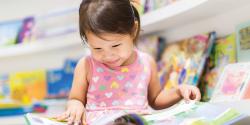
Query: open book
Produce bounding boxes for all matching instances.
[24,101,246,125]
[24,113,67,125]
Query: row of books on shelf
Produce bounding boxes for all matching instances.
[0,59,77,105]
[134,0,180,15]
[0,8,77,47]
[1,19,250,106]
[0,0,178,48]
[141,19,250,102]
[0,0,179,48]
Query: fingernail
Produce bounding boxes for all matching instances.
[74,121,80,125]
[68,121,73,125]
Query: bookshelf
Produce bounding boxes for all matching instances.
[1,0,250,58]
[1,0,250,73]
[0,33,83,58]
[141,0,250,35]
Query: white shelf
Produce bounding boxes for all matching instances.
[1,0,250,58]
[0,33,84,58]
[141,0,250,35]
[0,0,81,22]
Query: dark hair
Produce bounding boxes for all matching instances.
[79,0,141,43]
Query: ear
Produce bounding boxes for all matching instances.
[133,21,139,38]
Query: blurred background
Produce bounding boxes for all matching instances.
[1,0,250,124]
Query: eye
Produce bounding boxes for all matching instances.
[112,44,121,48]
[93,48,102,50]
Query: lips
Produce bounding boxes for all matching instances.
[104,59,120,66]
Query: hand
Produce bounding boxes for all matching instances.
[178,84,201,102]
[56,99,86,125]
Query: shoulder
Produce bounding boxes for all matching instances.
[137,50,156,66]
[76,56,89,69]
[74,56,91,80]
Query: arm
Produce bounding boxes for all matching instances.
[147,56,200,110]
[147,56,182,110]
[68,57,89,104]
[57,57,89,124]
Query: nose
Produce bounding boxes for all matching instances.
[103,50,115,61]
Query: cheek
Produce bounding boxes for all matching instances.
[91,52,102,61]
[119,48,133,59]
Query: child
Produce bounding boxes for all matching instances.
[56,0,201,124]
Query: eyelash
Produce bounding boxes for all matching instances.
[93,44,121,50]
[112,44,121,47]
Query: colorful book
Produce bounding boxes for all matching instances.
[158,32,216,89]
[0,75,10,100]
[0,19,22,47]
[47,69,71,99]
[132,0,146,15]
[9,70,47,104]
[199,34,237,101]
[137,35,165,60]
[236,20,250,62]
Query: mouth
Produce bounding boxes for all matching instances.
[105,59,120,66]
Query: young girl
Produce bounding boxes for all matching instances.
[57,0,201,124]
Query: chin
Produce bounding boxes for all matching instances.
[105,61,123,68]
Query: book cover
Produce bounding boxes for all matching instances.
[199,34,236,101]
[46,69,70,99]
[215,34,236,66]
[137,35,160,59]
[62,59,77,87]
[236,20,250,62]
[0,19,22,47]
[210,63,250,102]
[0,75,10,100]
[17,17,35,44]
[132,0,146,15]
[9,70,47,104]
[158,32,216,89]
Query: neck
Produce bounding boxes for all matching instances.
[121,49,137,66]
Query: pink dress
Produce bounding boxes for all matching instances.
[85,50,151,124]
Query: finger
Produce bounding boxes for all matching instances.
[68,110,76,125]
[74,110,83,125]
[56,111,70,121]
[194,88,201,101]
[184,89,191,103]
[82,111,87,125]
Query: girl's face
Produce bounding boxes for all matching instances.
[86,32,135,68]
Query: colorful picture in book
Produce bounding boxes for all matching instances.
[236,20,250,62]
[211,63,250,102]
[158,32,215,90]
[9,70,47,104]
[221,70,246,95]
